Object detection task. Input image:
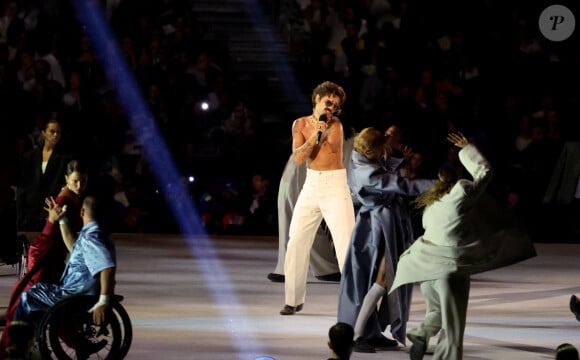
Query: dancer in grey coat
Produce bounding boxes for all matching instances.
[337,127,435,351]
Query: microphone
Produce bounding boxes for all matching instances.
[316,114,328,145]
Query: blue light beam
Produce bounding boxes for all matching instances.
[241,0,310,114]
[70,1,264,357]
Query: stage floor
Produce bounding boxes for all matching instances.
[1,234,579,360]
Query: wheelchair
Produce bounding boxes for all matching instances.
[16,234,29,279]
[0,233,30,279]
[34,294,132,359]
[0,205,28,278]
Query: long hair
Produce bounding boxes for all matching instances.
[413,163,462,209]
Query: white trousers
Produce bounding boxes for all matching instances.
[409,276,470,360]
[284,168,355,306]
[272,158,340,276]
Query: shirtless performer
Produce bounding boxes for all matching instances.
[280,81,356,315]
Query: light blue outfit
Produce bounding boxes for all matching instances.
[337,152,435,344]
[16,221,115,320]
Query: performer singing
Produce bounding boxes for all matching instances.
[280,81,355,315]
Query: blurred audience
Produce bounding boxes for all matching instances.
[2,0,577,238]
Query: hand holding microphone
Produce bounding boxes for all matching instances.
[316,114,328,145]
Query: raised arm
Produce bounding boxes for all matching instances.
[45,197,76,252]
[451,132,494,202]
[58,219,76,252]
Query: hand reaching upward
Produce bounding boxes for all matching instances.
[447,132,470,148]
[44,197,67,224]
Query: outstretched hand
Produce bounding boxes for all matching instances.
[447,132,470,148]
[44,197,67,224]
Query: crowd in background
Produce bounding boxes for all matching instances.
[0,0,579,242]
[0,0,279,237]
[278,0,580,242]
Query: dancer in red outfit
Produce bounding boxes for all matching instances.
[0,160,88,355]
[26,160,87,283]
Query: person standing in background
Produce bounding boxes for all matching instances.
[16,115,71,231]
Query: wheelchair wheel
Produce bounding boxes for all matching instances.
[112,297,133,358]
[16,234,29,279]
[37,295,122,360]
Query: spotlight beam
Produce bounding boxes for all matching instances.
[70,1,263,357]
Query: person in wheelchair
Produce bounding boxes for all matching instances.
[2,195,116,356]
[1,160,90,347]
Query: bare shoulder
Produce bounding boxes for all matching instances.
[292,116,308,132]
[331,117,344,128]
[293,116,309,126]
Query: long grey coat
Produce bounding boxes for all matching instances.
[337,151,435,344]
